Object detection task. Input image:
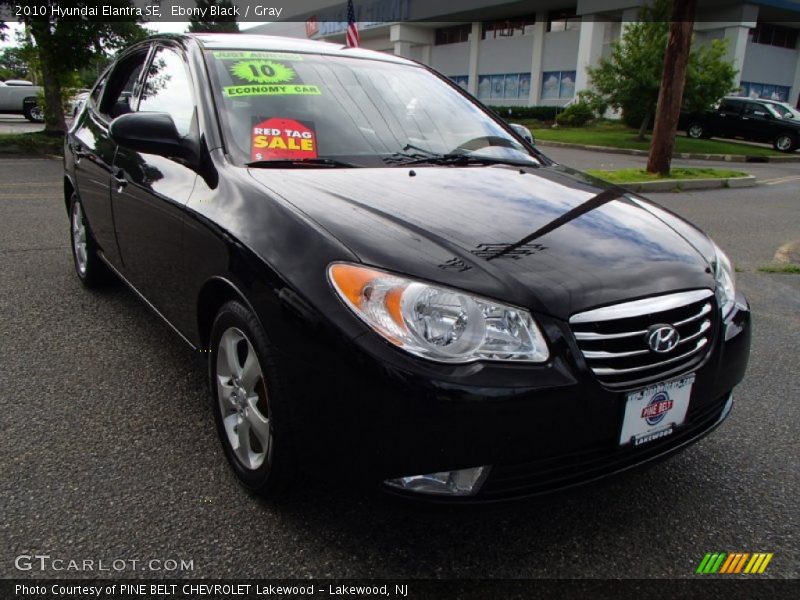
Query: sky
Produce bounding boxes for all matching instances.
[0,20,271,49]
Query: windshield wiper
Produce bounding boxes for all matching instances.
[246,158,358,168]
[389,153,537,168]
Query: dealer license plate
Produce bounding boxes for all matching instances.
[619,375,695,447]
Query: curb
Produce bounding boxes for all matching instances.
[536,140,800,162]
[613,175,757,193]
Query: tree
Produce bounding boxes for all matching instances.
[586,0,737,142]
[0,47,32,80]
[188,0,240,33]
[647,0,696,176]
[0,0,148,134]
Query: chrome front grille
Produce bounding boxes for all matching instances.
[569,290,716,389]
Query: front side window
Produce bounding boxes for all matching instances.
[99,50,149,119]
[205,51,539,167]
[138,47,196,136]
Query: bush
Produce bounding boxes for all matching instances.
[489,105,559,121]
[555,101,595,127]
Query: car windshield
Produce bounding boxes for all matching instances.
[204,50,540,168]
[765,102,797,119]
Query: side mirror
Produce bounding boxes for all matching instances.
[509,122,535,145]
[109,112,199,165]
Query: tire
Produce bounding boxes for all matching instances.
[23,101,44,123]
[687,121,708,139]
[773,132,798,153]
[209,300,295,497]
[69,193,112,288]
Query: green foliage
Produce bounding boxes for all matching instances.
[0,47,28,80]
[684,39,738,113]
[587,0,737,133]
[555,101,596,127]
[1,0,148,131]
[188,0,240,33]
[490,105,559,121]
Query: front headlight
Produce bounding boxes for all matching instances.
[328,263,549,363]
[712,243,736,317]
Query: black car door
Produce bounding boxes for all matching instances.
[69,50,149,268]
[110,45,198,324]
[710,99,743,138]
[740,102,777,142]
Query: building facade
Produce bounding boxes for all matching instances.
[251,0,800,108]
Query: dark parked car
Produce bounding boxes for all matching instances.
[681,96,800,152]
[64,34,751,501]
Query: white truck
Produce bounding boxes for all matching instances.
[0,80,44,122]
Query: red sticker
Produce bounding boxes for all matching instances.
[250,118,317,161]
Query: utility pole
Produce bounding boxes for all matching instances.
[646,0,697,176]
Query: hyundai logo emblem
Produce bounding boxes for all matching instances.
[646,324,680,353]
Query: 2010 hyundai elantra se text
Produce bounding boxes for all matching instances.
[64,34,751,501]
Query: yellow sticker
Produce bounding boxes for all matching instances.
[223,84,322,97]
[213,51,304,61]
[230,60,296,84]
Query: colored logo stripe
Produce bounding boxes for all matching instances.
[697,552,773,574]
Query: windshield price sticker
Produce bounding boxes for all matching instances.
[251,118,318,161]
[213,51,304,61]
[230,60,296,84]
[223,84,321,97]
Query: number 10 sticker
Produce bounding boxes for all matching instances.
[231,60,296,84]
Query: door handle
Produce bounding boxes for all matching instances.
[113,170,128,191]
[70,143,89,159]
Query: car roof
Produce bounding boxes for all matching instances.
[182,33,414,66]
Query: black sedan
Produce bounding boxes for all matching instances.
[64,34,750,501]
[682,96,800,152]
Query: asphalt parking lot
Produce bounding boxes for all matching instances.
[0,154,798,580]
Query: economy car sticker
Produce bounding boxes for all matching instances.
[250,118,318,161]
[223,84,321,97]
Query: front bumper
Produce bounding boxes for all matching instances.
[286,293,751,501]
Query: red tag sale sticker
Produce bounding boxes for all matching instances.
[251,118,317,161]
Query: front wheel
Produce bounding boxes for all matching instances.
[209,300,295,497]
[23,102,44,123]
[69,194,112,288]
[773,132,798,153]
[687,121,708,139]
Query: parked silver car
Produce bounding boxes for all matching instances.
[0,80,44,122]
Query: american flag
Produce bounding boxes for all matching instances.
[346,0,360,48]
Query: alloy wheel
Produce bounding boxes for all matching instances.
[775,135,792,152]
[688,124,704,138]
[71,201,88,276]
[216,327,271,470]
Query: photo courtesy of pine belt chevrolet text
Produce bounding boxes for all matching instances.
[63,33,751,501]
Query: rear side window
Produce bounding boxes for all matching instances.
[138,47,196,137]
[719,101,741,114]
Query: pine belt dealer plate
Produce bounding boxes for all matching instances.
[619,374,695,447]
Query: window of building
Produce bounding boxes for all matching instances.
[737,81,791,102]
[749,23,798,49]
[448,75,469,90]
[481,15,537,39]
[477,72,531,100]
[434,24,471,45]
[547,8,580,32]
[541,71,576,99]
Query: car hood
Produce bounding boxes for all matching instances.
[248,164,715,320]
